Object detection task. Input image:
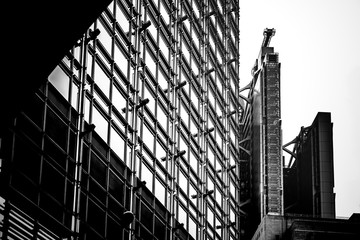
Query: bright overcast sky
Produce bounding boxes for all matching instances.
[239,0,360,218]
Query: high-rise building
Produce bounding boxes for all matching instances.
[283,112,335,219]
[239,28,283,238]
[0,0,241,240]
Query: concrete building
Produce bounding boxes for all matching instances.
[0,0,241,239]
[283,112,336,218]
[251,213,360,240]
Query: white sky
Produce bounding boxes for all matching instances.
[239,0,360,218]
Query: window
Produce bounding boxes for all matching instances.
[116,3,129,32]
[94,61,110,96]
[178,169,188,193]
[157,103,167,129]
[97,20,112,53]
[158,70,168,90]
[141,162,153,192]
[178,204,187,226]
[49,66,70,100]
[112,84,126,113]
[92,106,109,142]
[146,49,157,76]
[142,124,155,153]
[207,148,215,167]
[114,43,128,76]
[207,206,214,225]
[144,84,155,114]
[155,178,166,204]
[71,82,79,109]
[159,34,169,60]
[189,217,197,239]
[189,150,198,174]
[155,141,166,162]
[180,102,189,125]
[159,0,169,24]
[182,43,190,63]
[147,15,157,39]
[110,127,125,160]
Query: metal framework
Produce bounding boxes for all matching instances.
[238,28,283,238]
[0,0,241,240]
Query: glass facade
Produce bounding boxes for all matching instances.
[0,0,240,239]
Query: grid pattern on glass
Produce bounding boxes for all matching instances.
[27,0,241,239]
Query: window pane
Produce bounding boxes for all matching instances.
[207,206,214,225]
[159,0,169,24]
[146,49,157,76]
[189,217,197,239]
[49,66,69,100]
[147,16,157,39]
[155,178,165,204]
[144,85,155,114]
[93,107,108,142]
[179,169,188,193]
[157,104,167,129]
[142,125,154,153]
[159,35,168,60]
[141,162,153,192]
[114,44,128,75]
[178,204,187,226]
[189,151,198,174]
[110,127,125,160]
[94,61,110,96]
[156,141,166,162]
[71,82,79,109]
[112,85,126,113]
[158,70,168,90]
[97,20,112,53]
[116,3,129,32]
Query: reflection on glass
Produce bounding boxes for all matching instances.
[159,35,168,60]
[189,151,197,174]
[110,127,125,160]
[157,104,167,129]
[146,49,157,75]
[141,162,153,192]
[142,125,154,153]
[71,82,79,109]
[84,97,90,122]
[49,66,69,100]
[92,107,108,142]
[159,0,169,24]
[116,3,128,32]
[97,20,112,53]
[155,178,165,204]
[215,186,222,206]
[180,102,189,125]
[215,217,222,235]
[189,217,197,239]
[155,141,166,162]
[147,16,157,39]
[94,91,108,113]
[158,71,167,90]
[207,206,214,225]
[144,85,155,114]
[94,62,110,96]
[178,205,188,226]
[182,43,190,63]
[179,170,188,193]
[112,85,125,113]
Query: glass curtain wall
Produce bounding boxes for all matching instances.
[0,0,240,239]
